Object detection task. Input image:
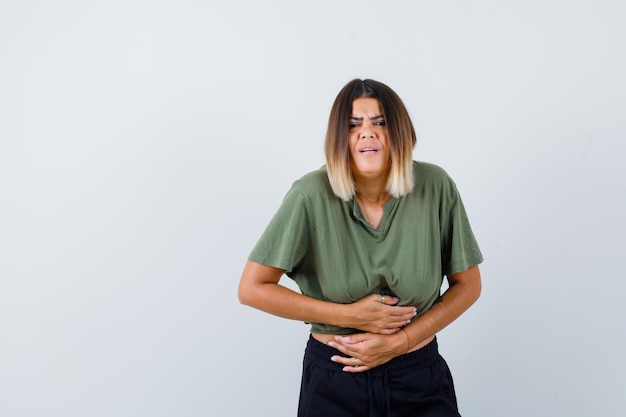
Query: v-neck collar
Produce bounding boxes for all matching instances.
[351,196,399,239]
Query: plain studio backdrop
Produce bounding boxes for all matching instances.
[1,1,624,416]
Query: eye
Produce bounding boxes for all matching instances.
[349,122,360,129]
[375,120,386,127]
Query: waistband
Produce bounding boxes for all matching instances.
[304,334,440,374]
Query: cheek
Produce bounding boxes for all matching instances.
[381,135,390,151]
[348,148,358,163]
[347,136,358,153]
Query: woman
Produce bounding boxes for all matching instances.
[238,79,483,417]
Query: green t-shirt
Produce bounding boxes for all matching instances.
[249,161,483,334]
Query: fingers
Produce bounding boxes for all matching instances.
[329,335,390,373]
[379,327,401,335]
[329,335,361,351]
[378,294,399,305]
[329,337,369,372]
[389,307,418,327]
[330,354,369,373]
[367,306,417,335]
[374,294,417,317]
[328,335,365,358]
[350,295,417,334]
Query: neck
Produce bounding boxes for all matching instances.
[354,180,389,203]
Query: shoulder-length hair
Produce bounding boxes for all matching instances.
[324,79,417,201]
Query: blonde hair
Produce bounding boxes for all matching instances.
[324,79,417,201]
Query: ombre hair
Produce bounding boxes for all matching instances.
[324,79,417,201]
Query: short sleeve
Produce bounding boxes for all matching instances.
[248,183,310,274]
[439,176,484,275]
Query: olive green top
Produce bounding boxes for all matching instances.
[249,161,483,334]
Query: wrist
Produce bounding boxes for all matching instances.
[400,328,410,354]
[331,302,354,329]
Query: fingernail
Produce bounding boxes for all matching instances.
[330,356,337,362]
[393,297,400,302]
[327,341,335,348]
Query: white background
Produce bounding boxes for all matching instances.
[1,1,624,416]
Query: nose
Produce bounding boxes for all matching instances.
[360,125,375,139]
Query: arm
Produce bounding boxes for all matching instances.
[238,260,417,334]
[329,265,482,372]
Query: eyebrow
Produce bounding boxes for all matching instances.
[349,114,385,121]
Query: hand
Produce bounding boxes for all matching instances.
[328,332,404,373]
[345,294,416,334]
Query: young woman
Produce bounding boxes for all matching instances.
[238,79,483,417]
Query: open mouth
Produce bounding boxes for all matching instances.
[360,147,377,153]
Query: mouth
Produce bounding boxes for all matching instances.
[359,147,378,153]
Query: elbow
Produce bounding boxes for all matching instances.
[238,278,262,308]
[237,261,283,307]
[470,267,482,305]
[450,264,482,307]
[237,282,252,306]
[237,263,256,306]
[472,280,482,305]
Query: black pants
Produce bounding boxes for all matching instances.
[298,335,461,417]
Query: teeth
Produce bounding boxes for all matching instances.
[361,147,375,152]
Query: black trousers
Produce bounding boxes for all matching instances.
[297,335,461,417]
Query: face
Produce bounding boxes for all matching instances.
[348,97,390,182]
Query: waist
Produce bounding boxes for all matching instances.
[305,334,440,373]
[312,333,435,354]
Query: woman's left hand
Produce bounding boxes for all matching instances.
[328,332,405,373]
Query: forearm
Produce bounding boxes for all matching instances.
[238,261,416,333]
[402,265,482,351]
[239,279,350,327]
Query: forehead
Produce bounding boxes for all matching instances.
[350,97,382,116]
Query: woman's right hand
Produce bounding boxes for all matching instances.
[345,294,417,334]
